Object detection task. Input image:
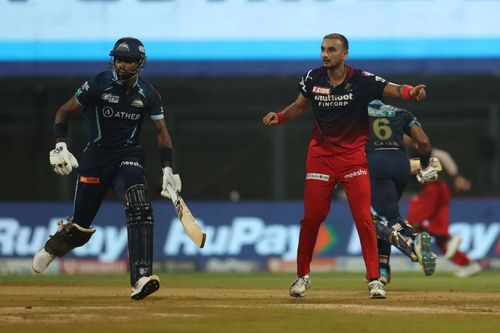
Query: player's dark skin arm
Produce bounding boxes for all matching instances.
[153,119,173,168]
[383,83,427,102]
[409,124,431,156]
[54,96,81,143]
[262,94,310,126]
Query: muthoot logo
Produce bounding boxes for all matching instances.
[344,168,368,179]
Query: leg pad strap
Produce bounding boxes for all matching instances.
[45,219,96,257]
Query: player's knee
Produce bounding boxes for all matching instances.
[302,212,329,227]
[125,184,154,226]
[45,219,96,257]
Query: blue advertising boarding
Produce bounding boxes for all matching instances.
[1,200,499,267]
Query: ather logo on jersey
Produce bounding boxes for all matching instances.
[103,107,114,118]
[101,107,141,120]
[344,168,368,179]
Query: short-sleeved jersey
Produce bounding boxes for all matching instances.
[75,71,164,151]
[298,66,387,155]
[366,100,420,152]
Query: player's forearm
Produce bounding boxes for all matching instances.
[53,97,81,142]
[53,108,71,142]
[383,83,426,101]
[279,102,308,122]
[383,83,408,98]
[155,123,173,168]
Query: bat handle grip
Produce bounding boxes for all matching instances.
[165,184,179,202]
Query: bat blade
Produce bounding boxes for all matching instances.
[173,195,206,248]
[166,185,206,248]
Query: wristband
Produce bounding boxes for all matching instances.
[159,147,173,165]
[276,112,288,124]
[419,152,431,169]
[54,123,68,139]
[401,85,414,100]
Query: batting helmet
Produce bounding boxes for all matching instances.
[109,37,146,68]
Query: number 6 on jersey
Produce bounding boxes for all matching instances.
[165,185,206,248]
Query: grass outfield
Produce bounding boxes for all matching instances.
[1,272,499,333]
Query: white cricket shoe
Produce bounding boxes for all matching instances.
[444,235,462,260]
[32,248,56,273]
[131,275,160,300]
[289,274,311,298]
[368,280,386,299]
[454,262,482,278]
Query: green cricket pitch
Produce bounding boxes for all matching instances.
[1,272,499,333]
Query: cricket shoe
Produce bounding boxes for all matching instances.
[32,248,56,273]
[444,235,462,260]
[289,274,311,298]
[379,266,391,286]
[454,262,482,278]
[414,232,437,276]
[131,275,160,300]
[367,280,386,299]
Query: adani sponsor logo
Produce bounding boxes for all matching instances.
[347,222,500,260]
[164,217,300,260]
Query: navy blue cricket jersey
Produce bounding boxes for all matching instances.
[366,100,420,152]
[75,71,165,151]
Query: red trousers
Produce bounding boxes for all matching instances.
[297,148,379,279]
[407,179,470,266]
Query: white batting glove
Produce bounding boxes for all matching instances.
[161,167,182,199]
[49,142,79,175]
[416,166,438,184]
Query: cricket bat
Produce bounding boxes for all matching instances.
[165,185,206,248]
[409,157,443,175]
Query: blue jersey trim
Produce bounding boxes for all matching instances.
[407,119,419,129]
[74,93,83,106]
[93,106,102,143]
[150,114,164,120]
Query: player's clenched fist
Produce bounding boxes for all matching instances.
[262,112,278,126]
[263,112,284,126]
[410,84,426,102]
[49,142,79,175]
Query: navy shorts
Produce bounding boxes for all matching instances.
[72,146,148,228]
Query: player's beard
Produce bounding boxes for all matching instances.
[111,61,140,83]
[322,58,342,70]
[116,69,138,82]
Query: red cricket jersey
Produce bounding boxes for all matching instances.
[298,66,387,156]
